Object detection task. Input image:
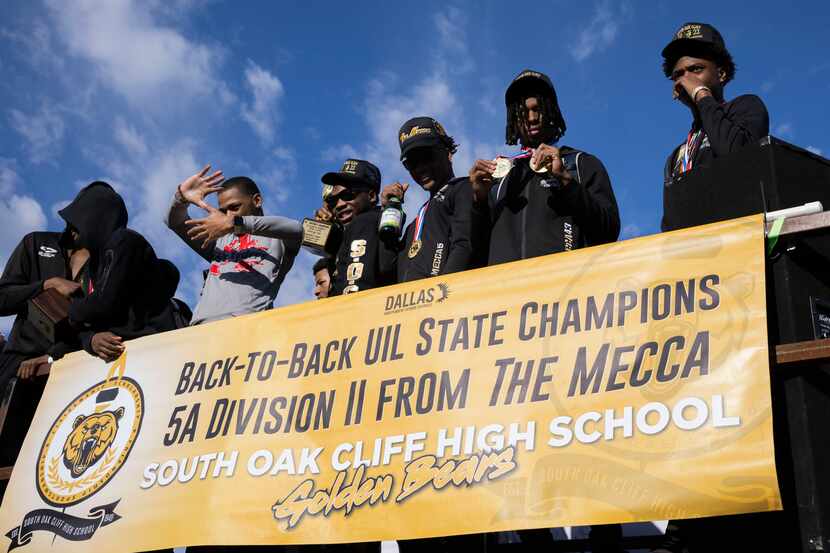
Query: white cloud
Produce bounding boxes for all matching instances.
[1,19,65,74]
[240,61,284,144]
[50,200,72,223]
[253,146,296,207]
[8,103,66,164]
[322,144,360,163]
[113,116,149,157]
[45,0,232,110]
[0,196,48,272]
[571,1,629,62]
[0,158,22,195]
[433,7,473,74]
[0,160,48,292]
[129,144,201,261]
[320,8,504,224]
[807,145,823,156]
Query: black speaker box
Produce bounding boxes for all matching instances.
[662,136,830,232]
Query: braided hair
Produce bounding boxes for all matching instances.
[505,85,566,146]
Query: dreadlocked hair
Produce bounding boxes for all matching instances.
[439,134,459,155]
[505,88,566,146]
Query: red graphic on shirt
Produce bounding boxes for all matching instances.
[208,234,268,276]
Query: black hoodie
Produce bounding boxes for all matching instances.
[59,182,179,353]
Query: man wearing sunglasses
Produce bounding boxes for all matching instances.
[380,117,477,283]
[319,159,396,296]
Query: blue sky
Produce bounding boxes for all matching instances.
[1,0,829,335]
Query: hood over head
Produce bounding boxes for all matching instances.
[59,181,128,253]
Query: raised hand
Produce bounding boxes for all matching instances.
[315,204,334,222]
[380,182,409,207]
[185,206,234,248]
[179,165,224,210]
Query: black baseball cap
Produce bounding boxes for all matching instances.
[321,159,381,193]
[662,22,735,81]
[398,117,453,161]
[505,69,557,104]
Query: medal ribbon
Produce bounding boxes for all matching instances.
[412,200,430,245]
[682,129,703,173]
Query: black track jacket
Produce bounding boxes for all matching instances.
[473,147,620,265]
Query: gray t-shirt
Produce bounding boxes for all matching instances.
[166,197,303,325]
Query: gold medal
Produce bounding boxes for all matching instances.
[408,239,422,259]
[492,157,512,179]
[529,156,548,174]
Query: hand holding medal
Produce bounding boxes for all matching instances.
[531,143,572,186]
[469,159,498,203]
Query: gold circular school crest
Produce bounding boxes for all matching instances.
[35,377,144,507]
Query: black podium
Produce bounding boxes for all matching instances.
[664,137,830,552]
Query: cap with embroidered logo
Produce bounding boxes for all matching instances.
[398,117,453,161]
[662,22,735,82]
[321,159,381,192]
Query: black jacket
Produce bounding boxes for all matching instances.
[330,207,396,295]
[473,147,620,265]
[395,177,477,282]
[59,182,180,353]
[663,94,769,184]
[0,232,88,360]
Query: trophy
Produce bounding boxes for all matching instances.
[301,184,343,256]
[29,288,71,343]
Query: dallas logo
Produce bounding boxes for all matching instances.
[5,354,143,550]
[384,283,450,314]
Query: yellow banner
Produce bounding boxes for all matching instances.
[0,214,781,551]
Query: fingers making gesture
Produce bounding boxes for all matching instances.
[179,165,225,210]
[185,206,234,249]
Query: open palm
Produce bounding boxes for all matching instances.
[180,164,224,210]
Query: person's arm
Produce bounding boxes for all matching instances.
[242,216,303,247]
[165,193,215,262]
[444,180,475,274]
[697,94,769,157]
[0,234,41,316]
[185,210,304,249]
[165,165,225,261]
[69,232,139,327]
[554,154,621,246]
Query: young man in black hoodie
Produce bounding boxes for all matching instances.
[469,69,620,265]
[381,117,476,283]
[662,22,769,190]
[469,69,621,551]
[0,222,91,474]
[321,159,396,296]
[59,181,180,362]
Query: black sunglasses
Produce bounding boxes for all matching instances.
[325,188,370,206]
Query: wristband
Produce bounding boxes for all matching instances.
[175,184,188,205]
[233,216,245,236]
[692,86,711,103]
